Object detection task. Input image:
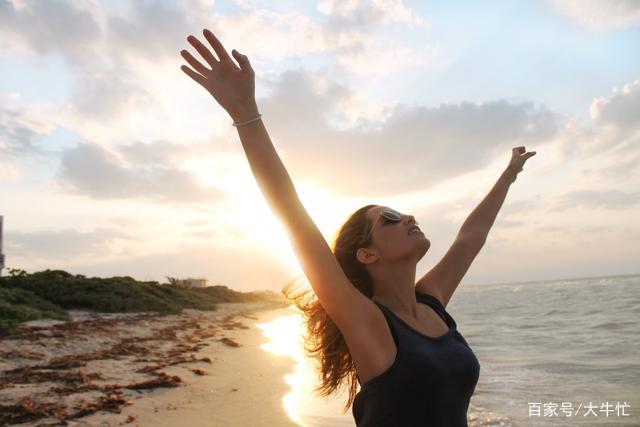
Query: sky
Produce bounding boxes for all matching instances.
[1,0,639,292]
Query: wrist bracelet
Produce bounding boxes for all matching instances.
[232,113,262,127]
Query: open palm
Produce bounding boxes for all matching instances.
[180,29,256,119]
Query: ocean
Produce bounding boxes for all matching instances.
[258,273,640,426]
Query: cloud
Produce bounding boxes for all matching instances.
[5,226,136,259]
[0,0,436,128]
[176,0,435,81]
[115,140,189,166]
[68,67,155,120]
[500,198,541,215]
[226,0,429,61]
[0,0,101,64]
[590,79,640,135]
[0,104,54,155]
[0,0,191,64]
[56,142,225,204]
[318,0,428,53]
[550,189,640,212]
[548,0,640,32]
[318,0,427,31]
[0,0,162,122]
[258,69,560,197]
[105,0,192,64]
[566,79,640,182]
[314,0,438,77]
[0,106,42,154]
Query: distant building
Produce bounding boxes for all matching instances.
[174,278,208,288]
[0,216,4,277]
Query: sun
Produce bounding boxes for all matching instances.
[223,178,357,273]
[180,163,355,276]
[181,154,370,275]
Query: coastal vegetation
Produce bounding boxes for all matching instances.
[0,268,285,334]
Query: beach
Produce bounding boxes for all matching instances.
[0,301,298,426]
[4,274,636,426]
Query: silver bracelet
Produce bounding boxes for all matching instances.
[232,113,262,127]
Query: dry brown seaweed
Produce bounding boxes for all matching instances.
[0,309,250,424]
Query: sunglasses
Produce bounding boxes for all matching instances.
[361,208,417,243]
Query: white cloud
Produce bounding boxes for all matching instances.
[56,142,226,204]
[565,79,640,182]
[0,0,101,64]
[332,35,450,78]
[590,79,640,134]
[549,0,640,32]
[318,0,427,28]
[255,69,560,197]
[68,67,156,120]
[549,78,640,185]
[6,226,137,259]
[0,104,56,155]
[550,189,640,212]
[105,0,192,64]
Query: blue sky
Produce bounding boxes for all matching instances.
[1,0,639,291]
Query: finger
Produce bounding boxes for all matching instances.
[180,65,208,88]
[181,50,210,75]
[232,49,254,74]
[187,35,219,67]
[203,28,233,64]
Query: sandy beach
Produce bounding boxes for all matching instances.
[0,301,299,426]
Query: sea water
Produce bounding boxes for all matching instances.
[259,273,640,426]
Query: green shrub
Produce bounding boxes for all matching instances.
[0,287,70,334]
[0,268,286,335]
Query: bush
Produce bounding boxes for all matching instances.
[0,268,287,335]
[0,286,70,334]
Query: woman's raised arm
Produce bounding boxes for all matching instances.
[180,29,297,216]
[179,29,375,329]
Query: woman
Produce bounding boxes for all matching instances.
[180,29,536,427]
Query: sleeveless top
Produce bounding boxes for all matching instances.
[351,290,481,427]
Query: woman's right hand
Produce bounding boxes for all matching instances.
[180,28,257,121]
[504,146,537,183]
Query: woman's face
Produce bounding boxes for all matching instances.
[360,205,430,264]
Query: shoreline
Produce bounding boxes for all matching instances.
[0,301,299,426]
[1,301,517,426]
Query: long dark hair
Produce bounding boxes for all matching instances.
[282,204,377,413]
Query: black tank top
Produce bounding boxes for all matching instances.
[352,290,481,426]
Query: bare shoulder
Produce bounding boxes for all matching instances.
[326,288,397,386]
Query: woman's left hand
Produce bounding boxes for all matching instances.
[505,146,536,182]
[180,28,257,121]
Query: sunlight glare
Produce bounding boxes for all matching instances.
[257,311,307,425]
[257,308,355,426]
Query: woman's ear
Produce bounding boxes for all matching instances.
[356,247,377,265]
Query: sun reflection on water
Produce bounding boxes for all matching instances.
[256,306,354,427]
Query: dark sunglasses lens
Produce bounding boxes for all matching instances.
[382,210,402,222]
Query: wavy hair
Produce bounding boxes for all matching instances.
[282,204,378,413]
